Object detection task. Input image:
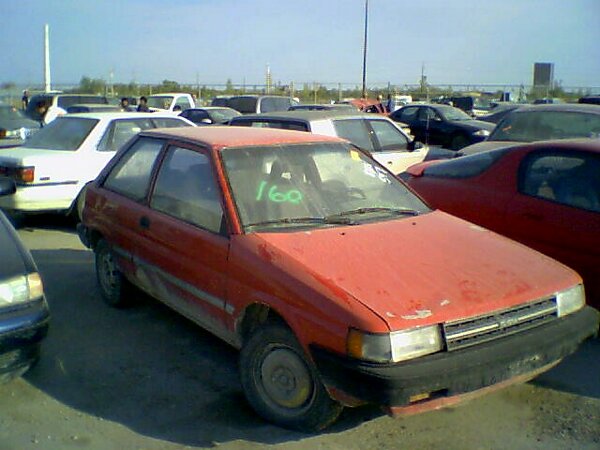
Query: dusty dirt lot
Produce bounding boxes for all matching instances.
[1,217,599,450]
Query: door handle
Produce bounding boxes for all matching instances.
[387,161,393,165]
[139,216,150,229]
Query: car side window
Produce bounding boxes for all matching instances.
[103,138,164,201]
[520,151,600,212]
[367,120,409,152]
[394,107,418,123]
[419,107,438,121]
[150,146,224,233]
[97,119,154,152]
[332,119,375,152]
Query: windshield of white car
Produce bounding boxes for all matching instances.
[221,142,430,231]
[24,117,99,151]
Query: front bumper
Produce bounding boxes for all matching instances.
[0,299,50,377]
[311,306,599,408]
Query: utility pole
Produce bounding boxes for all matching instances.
[361,0,369,99]
[44,24,51,92]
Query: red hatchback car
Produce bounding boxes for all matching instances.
[78,128,598,431]
[404,139,600,307]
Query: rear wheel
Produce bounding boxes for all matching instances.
[95,239,131,307]
[239,323,343,432]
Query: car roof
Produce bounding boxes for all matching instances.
[141,125,344,148]
[60,112,182,120]
[517,138,600,154]
[230,110,374,122]
[509,103,600,114]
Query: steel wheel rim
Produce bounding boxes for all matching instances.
[98,250,117,295]
[260,347,314,409]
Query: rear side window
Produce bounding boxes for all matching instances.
[520,151,600,212]
[103,138,164,202]
[333,119,374,152]
[424,148,509,178]
[367,120,409,152]
[228,97,258,114]
[151,147,223,232]
[97,118,154,152]
[393,107,419,123]
[25,117,98,151]
[260,97,292,113]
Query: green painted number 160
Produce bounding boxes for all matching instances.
[256,181,303,204]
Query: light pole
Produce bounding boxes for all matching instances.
[361,0,369,99]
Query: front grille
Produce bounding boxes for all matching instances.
[443,297,558,351]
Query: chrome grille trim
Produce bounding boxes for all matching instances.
[443,297,558,351]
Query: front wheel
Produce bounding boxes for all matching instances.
[239,324,343,432]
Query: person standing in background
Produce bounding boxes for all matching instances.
[21,90,29,110]
[137,96,150,112]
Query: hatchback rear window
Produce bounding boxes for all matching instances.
[25,117,98,151]
[424,148,510,178]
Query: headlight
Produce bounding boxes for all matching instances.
[556,284,585,317]
[347,325,443,363]
[0,273,44,307]
[473,129,490,137]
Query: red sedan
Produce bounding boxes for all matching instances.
[404,139,600,307]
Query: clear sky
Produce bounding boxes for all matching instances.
[2,0,599,88]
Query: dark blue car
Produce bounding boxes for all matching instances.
[389,103,495,150]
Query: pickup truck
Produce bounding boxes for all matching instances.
[146,93,196,112]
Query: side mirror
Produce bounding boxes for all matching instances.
[201,118,213,124]
[407,140,424,151]
[0,176,17,196]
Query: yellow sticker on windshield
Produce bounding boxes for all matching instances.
[350,150,361,161]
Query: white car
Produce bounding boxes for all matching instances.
[229,111,454,174]
[0,112,195,219]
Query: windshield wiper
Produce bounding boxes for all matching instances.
[245,216,357,228]
[329,207,421,218]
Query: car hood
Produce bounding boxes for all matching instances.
[460,140,522,156]
[249,211,579,330]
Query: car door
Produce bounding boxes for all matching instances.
[505,149,600,290]
[137,143,232,340]
[417,107,447,145]
[366,119,426,173]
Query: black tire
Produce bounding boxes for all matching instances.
[94,239,131,307]
[239,323,343,432]
[450,134,469,151]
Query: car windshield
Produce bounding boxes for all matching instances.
[147,96,174,109]
[221,142,429,231]
[24,117,98,151]
[438,105,473,121]
[489,110,600,142]
[209,108,241,122]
